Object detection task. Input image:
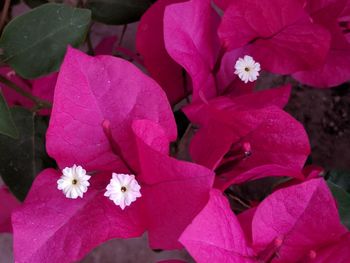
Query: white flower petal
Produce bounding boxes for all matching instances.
[234,55,261,83]
[105,173,141,209]
[57,165,91,199]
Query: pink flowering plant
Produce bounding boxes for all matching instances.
[0,0,349,262]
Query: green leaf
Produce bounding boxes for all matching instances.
[328,170,350,193]
[0,107,55,201]
[0,3,91,79]
[328,181,350,230]
[0,92,18,138]
[86,0,151,25]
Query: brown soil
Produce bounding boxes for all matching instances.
[285,82,350,170]
[257,72,350,171]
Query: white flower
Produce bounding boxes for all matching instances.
[57,165,91,199]
[234,55,261,83]
[104,173,141,210]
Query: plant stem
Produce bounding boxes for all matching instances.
[230,194,251,209]
[118,24,128,46]
[86,32,95,56]
[225,188,251,209]
[0,75,52,109]
[173,123,192,158]
[0,0,10,32]
[182,69,191,103]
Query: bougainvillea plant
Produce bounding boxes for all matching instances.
[0,0,349,262]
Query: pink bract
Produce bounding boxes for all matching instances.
[312,233,350,262]
[32,72,58,115]
[12,169,145,263]
[163,0,220,102]
[132,119,214,249]
[273,165,325,191]
[237,206,257,246]
[179,189,256,262]
[215,47,256,96]
[32,73,57,104]
[213,0,232,10]
[184,86,310,190]
[161,0,254,101]
[30,37,117,116]
[218,0,331,74]
[184,84,291,125]
[180,179,349,263]
[137,0,185,105]
[46,47,177,172]
[0,186,20,233]
[12,120,214,262]
[12,46,214,262]
[293,0,350,87]
[252,178,347,262]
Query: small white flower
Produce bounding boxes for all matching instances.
[104,173,141,210]
[234,55,261,83]
[57,165,91,199]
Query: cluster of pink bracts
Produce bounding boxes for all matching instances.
[1,0,350,262]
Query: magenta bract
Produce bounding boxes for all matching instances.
[184,86,310,190]
[293,0,350,87]
[46,47,177,172]
[0,186,20,233]
[180,179,349,263]
[161,0,256,102]
[12,169,145,262]
[12,48,214,262]
[31,72,57,115]
[163,0,220,102]
[12,119,214,262]
[252,179,347,262]
[137,0,185,105]
[312,233,350,262]
[179,189,255,263]
[132,120,214,249]
[218,0,331,74]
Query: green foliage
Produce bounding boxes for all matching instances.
[328,170,350,193]
[328,181,350,230]
[0,92,18,139]
[86,0,152,25]
[0,107,55,201]
[0,3,91,79]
